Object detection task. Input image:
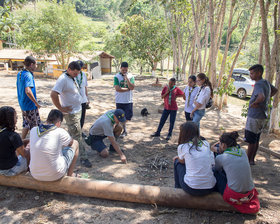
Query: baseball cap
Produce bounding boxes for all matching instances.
[114,109,126,123]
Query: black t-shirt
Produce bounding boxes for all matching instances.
[0,129,23,170]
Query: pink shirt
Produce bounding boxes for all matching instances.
[162,86,184,110]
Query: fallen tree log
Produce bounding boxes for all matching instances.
[0,174,236,212]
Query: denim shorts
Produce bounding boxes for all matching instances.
[116,103,133,120]
[0,155,28,176]
[90,135,107,153]
[62,147,75,169]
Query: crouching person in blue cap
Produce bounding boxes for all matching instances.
[85,109,127,163]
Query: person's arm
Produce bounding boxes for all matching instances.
[25,87,41,109]
[173,156,185,164]
[114,85,130,92]
[85,86,90,104]
[50,90,72,113]
[107,136,127,163]
[211,141,220,153]
[271,84,278,97]
[183,93,186,100]
[161,86,169,99]
[214,156,223,171]
[176,88,185,98]
[124,74,135,90]
[250,93,265,108]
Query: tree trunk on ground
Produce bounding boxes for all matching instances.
[260,0,273,82]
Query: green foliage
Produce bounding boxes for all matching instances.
[14,1,88,68]
[119,15,169,70]
[0,5,16,35]
[214,75,235,97]
[241,101,249,118]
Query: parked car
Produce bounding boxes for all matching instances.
[231,68,255,99]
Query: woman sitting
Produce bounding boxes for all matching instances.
[211,131,260,214]
[0,106,29,176]
[173,122,216,196]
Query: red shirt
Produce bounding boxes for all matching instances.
[162,86,184,110]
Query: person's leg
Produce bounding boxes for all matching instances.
[90,135,109,158]
[192,109,205,130]
[156,109,170,135]
[65,112,91,167]
[245,129,259,165]
[80,103,86,129]
[167,110,177,137]
[65,140,79,177]
[21,111,30,139]
[185,112,192,121]
[174,159,186,188]
[214,169,228,194]
[22,109,41,139]
[121,103,133,136]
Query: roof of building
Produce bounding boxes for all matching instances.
[0,49,114,62]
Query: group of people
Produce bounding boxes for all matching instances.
[0,55,278,214]
[151,72,213,140]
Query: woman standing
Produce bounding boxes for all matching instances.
[191,73,213,129]
[183,75,199,121]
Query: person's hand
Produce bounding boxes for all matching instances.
[190,111,194,118]
[250,102,259,108]
[211,141,220,152]
[173,156,179,162]
[120,154,127,164]
[61,106,72,113]
[35,102,42,109]
[123,73,128,80]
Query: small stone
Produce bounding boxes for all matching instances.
[34,196,40,200]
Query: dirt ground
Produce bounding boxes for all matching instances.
[0,71,279,224]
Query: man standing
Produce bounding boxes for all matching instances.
[245,64,278,165]
[76,60,90,129]
[114,62,135,137]
[16,56,41,139]
[51,61,92,168]
[29,109,79,181]
[86,109,127,163]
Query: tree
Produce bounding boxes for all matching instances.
[119,15,169,75]
[15,1,87,68]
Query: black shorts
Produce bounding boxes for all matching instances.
[244,129,261,144]
[116,103,133,120]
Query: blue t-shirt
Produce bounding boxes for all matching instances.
[248,79,271,119]
[16,70,37,111]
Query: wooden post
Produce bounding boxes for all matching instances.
[0,174,236,212]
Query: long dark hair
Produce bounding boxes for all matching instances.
[178,122,201,152]
[0,106,16,131]
[197,73,213,97]
[219,131,239,147]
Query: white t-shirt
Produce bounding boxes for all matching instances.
[193,86,211,109]
[114,72,135,103]
[29,127,72,181]
[184,86,199,113]
[52,73,82,114]
[178,140,216,189]
[75,72,88,104]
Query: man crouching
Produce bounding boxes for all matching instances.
[29,109,79,181]
[86,109,127,163]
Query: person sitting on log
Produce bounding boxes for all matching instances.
[211,131,260,214]
[29,109,79,181]
[0,106,30,176]
[84,109,127,163]
[173,122,216,196]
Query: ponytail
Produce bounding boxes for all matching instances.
[219,131,239,147]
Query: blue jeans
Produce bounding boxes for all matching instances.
[214,169,228,195]
[192,109,205,129]
[156,109,177,136]
[174,159,215,196]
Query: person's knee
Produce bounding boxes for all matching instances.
[100,149,109,158]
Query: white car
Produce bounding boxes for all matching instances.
[232,68,255,99]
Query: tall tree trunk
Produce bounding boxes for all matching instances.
[269,0,280,133]
[260,0,273,82]
[225,0,258,90]
[203,15,210,73]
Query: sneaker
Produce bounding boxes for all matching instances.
[85,104,91,109]
[166,134,172,141]
[150,132,160,137]
[119,131,127,138]
[80,159,92,168]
